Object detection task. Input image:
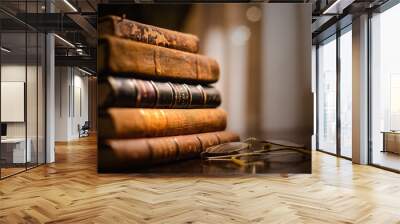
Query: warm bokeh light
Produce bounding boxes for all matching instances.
[230,25,251,46]
[246,6,262,22]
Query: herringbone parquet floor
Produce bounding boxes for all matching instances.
[1,136,400,224]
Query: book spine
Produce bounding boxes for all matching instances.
[98,108,227,138]
[98,77,221,108]
[100,131,240,168]
[98,36,220,84]
[98,16,200,53]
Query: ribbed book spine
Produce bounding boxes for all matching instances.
[99,131,240,169]
[98,16,200,53]
[99,108,227,138]
[98,36,220,83]
[98,77,221,108]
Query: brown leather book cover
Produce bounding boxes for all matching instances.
[98,76,221,108]
[98,35,220,83]
[98,108,227,138]
[98,15,200,53]
[99,131,240,169]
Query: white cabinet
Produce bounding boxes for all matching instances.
[1,138,32,163]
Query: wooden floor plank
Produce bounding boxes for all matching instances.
[0,136,399,223]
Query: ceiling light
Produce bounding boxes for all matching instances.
[77,67,93,76]
[322,0,355,15]
[1,47,11,53]
[54,34,75,48]
[63,0,78,12]
[76,48,86,56]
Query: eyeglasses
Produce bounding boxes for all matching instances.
[201,138,310,167]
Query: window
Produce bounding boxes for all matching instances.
[0,1,46,179]
[390,75,400,130]
[371,2,400,171]
[316,26,353,159]
[370,1,400,170]
[317,36,337,154]
[339,28,352,158]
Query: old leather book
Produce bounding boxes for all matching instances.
[98,15,200,53]
[98,35,220,83]
[98,76,221,108]
[98,108,227,138]
[99,131,240,169]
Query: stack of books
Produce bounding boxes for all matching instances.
[97,15,239,171]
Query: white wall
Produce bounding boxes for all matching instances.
[72,73,89,138]
[1,65,26,140]
[1,65,36,138]
[55,66,69,141]
[54,67,89,141]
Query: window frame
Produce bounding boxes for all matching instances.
[315,24,353,161]
[0,0,47,180]
[367,0,400,173]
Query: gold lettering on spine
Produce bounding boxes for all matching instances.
[167,82,176,108]
[133,79,141,106]
[150,80,159,107]
[140,80,147,104]
[197,85,206,105]
[127,79,137,106]
[137,80,148,106]
[183,84,191,108]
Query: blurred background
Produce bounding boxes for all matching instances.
[99,3,313,147]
